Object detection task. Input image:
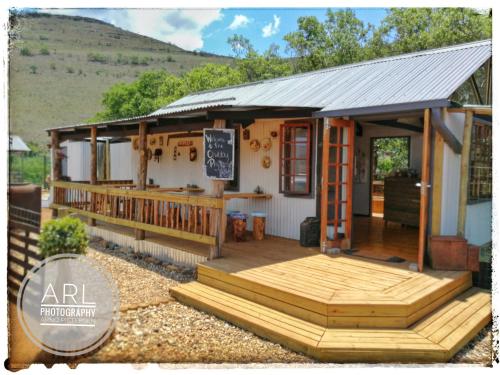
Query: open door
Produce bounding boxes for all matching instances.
[320,118,355,252]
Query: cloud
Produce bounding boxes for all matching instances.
[39,8,223,51]
[227,14,250,30]
[262,15,280,38]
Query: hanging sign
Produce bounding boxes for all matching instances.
[203,128,235,180]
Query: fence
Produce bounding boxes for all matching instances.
[51,181,223,245]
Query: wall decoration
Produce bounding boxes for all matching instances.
[147,148,153,161]
[154,148,162,163]
[173,146,178,161]
[159,136,164,146]
[250,139,260,152]
[243,129,250,140]
[189,146,197,162]
[262,137,272,151]
[149,136,156,146]
[270,131,278,138]
[261,155,271,169]
[132,137,139,150]
[178,140,194,147]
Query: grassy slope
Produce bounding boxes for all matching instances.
[9,13,232,146]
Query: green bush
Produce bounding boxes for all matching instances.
[39,216,89,258]
[39,47,50,55]
[87,52,108,63]
[66,66,74,74]
[29,65,37,74]
[20,47,32,56]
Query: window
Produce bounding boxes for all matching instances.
[469,119,492,201]
[279,122,312,195]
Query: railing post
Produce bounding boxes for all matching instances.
[135,121,148,240]
[208,119,226,260]
[50,130,60,218]
[89,126,97,226]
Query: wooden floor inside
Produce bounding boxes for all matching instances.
[352,216,419,263]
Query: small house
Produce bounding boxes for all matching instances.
[47,40,492,363]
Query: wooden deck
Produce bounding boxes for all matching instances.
[170,236,491,363]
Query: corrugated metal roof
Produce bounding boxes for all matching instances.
[154,40,491,117]
[46,113,160,132]
[9,135,31,152]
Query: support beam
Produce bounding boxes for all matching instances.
[470,75,484,105]
[430,108,462,154]
[417,109,432,272]
[364,120,423,133]
[206,108,317,120]
[457,111,473,237]
[431,132,444,236]
[135,121,148,240]
[208,119,226,260]
[50,130,60,218]
[88,126,97,226]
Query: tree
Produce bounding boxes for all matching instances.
[366,8,491,58]
[284,9,371,72]
[228,34,293,81]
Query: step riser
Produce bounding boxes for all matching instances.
[197,265,474,329]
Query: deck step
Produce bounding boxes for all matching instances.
[170,282,491,363]
[197,263,472,328]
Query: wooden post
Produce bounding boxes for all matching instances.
[320,119,330,253]
[457,111,473,237]
[88,126,97,226]
[135,121,148,240]
[208,119,226,260]
[431,130,444,236]
[417,109,432,272]
[50,130,60,218]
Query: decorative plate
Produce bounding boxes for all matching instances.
[250,139,260,152]
[149,137,156,146]
[261,156,271,169]
[147,148,153,161]
[262,137,272,151]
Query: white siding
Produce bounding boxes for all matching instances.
[440,112,465,235]
[352,123,423,216]
[65,141,90,181]
[226,119,318,239]
[465,201,492,245]
[106,120,317,239]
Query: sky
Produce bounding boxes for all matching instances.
[37,8,388,56]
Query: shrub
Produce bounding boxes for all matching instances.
[167,56,175,62]
[39,47,50,55]
[29,65,37,74]
[66,66,74,74]
[39,35,49,41]
[130,55,139,65]
[20,47,32,56]
[50,62,56,70]
[39,216,89,258]
[87,52,108,63]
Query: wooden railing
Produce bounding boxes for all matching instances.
[51,181,223,245]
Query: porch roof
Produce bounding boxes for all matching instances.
[46,39,491,135]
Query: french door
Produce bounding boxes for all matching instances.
[320,118,355,252]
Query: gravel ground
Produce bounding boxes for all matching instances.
[81,237,493,365]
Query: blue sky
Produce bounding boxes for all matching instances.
[38,8,388,56]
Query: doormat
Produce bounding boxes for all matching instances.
[341,249,359,255]
[385,256,406,263]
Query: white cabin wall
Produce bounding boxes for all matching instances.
[65,141,90,181]
[353,124,423,216]
[465,201,491,245]
[110,142,135,181]
[440,112,465,235]
[226,119,317,240]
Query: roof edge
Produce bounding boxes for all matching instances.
[314,99,451,118]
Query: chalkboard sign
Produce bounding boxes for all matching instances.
[203,128,235,180]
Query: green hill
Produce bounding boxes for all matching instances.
[9,12,233,146]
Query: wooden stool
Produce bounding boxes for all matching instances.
[251,211,267,240]
[231,213,248,242]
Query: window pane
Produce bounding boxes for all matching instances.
[295,143,307,159]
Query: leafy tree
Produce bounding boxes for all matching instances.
[228,34,293,81]
[373,137,410,179]
[367,8,491,58]
[284,9,371,72]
